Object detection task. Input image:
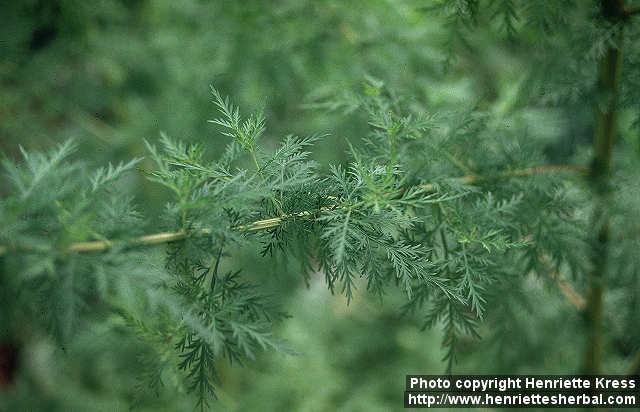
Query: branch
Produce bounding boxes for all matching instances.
[538,254,586,311]
[69,230,194,252]
[421,164,586,191]
[556,280,586,310]
[0,163,585,256]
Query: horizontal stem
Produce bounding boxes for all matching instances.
[0,163,585,256]
[69,230,196,252]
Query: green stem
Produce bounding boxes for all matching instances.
[210,236,225,291]
[0,163,583,257]
[250,147,286,216]
[584,0,625,376]
[250,149,262,177]
[437,204,457,375]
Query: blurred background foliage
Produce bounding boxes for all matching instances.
[1,0,639,411]
[2,0,456,217]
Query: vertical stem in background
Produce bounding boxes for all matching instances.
[437,204,458,375]
[584,0,625,375]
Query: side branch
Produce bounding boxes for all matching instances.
[0,164,585,256]
[69,230,196,252]
[421,164,586,191]
[539,254,586,311]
